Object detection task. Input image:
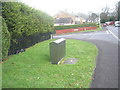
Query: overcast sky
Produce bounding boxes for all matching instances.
[20,0,119,16]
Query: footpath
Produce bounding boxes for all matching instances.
[87,40,118,88]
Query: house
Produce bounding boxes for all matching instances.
[53,11,75,26]
[53,11,85,26]
[74,15,86,24]
[54,17,74,26]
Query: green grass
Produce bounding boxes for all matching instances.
[2,39,98,88]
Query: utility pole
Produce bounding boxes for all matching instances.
[98,12,101,24]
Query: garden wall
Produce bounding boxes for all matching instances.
[55,26,98,34]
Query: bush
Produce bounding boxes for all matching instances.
[2,2,54,39]
[1,16,10,60]
[2,2,54,55]
[54,23,98,30]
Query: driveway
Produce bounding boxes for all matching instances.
[53,26,119,88]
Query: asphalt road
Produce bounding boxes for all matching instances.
[53,25,119,88]
[54,26,119,44]
[106,26,119,40]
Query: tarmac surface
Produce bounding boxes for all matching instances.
[88,40,118,88]
[53,26,119,88]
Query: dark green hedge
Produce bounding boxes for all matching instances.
[1,17,10,60]
[1,2,54,56]
[2,2,54,39]
[54,23,99,30]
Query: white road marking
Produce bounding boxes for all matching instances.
[108,30,119,40]
[106,31,109,34]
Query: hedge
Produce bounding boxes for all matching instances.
[54,23,99,30]
[2,2,54,55]
[2,2,54,39]
[1,16,10,60]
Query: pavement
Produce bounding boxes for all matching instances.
[89,40,118,88]
[53,26,119,88]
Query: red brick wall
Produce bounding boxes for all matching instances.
[55,26,98,34]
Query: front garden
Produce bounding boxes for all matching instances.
[1,1,98,88]
[3,39,98,88]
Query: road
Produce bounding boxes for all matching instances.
[54,26,119,44]
[53,25,119,88]
[107,26,119,40]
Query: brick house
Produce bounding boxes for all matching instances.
[53,11,85,26]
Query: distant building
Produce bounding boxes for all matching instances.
[54,17,74,26]
[53,11,85,26]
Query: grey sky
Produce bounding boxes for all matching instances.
[21,0,119,16]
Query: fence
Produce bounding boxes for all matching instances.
[8,33,51,55]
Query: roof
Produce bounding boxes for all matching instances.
[54,17,73,24]
[53,11,73,18]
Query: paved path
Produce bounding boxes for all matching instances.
[63,39,118,88]
[53,26,119,88]
[88,40,118,88]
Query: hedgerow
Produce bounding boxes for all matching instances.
[1,16,10,60]
[54,23,99,30]
[2,2,54,55]
[2,2,54,39]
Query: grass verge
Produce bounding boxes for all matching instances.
[2,39,98,88]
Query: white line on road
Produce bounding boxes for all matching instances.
[106,31,109,34]
[108,30,119,40]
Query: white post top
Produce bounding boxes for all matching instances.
[53,38,65,44]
